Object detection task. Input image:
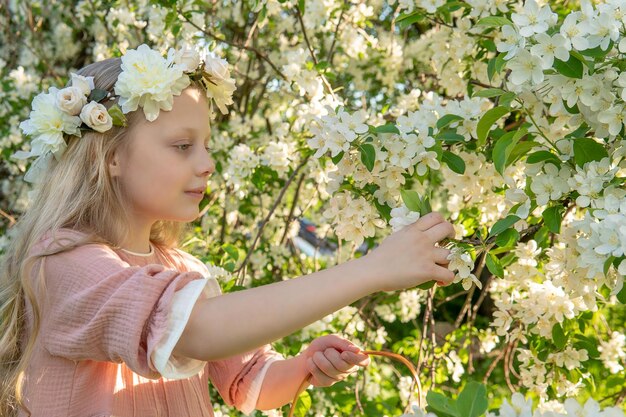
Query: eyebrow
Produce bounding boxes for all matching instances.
[172,127,211,141]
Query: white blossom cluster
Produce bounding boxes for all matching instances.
[447,246,481,290]
[402,394,626,417]
[223,144,260,193]
[498,0,626,141]
[485,393,625,417]
[322,192,385,247]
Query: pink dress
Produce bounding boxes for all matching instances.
[19,228,283,417]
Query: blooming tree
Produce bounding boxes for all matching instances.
[1,0,626,416]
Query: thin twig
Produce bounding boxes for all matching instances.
[294,4,337,99]
[0,208,16,226]
[176,7,287,81]
[235,157,310,283]
[326,5,345,66]
[279,173,306,245]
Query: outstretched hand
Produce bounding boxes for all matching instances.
[364,211,456,292]
[300,334,370,387]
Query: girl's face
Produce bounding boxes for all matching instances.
[109,87,215,226]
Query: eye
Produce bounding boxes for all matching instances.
[176,144,192,151]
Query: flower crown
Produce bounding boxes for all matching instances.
[13,43,236,184]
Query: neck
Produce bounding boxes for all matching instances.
[121,217,155,254]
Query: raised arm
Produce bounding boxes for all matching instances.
[173,212,456,361]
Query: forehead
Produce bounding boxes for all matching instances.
[132,87,211,136]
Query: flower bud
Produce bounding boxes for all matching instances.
[70,72,95,96]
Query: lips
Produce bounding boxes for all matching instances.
[185,187,205,198]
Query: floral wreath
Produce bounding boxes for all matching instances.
[13,43,236,184]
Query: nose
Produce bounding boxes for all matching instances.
[197,149,215,178]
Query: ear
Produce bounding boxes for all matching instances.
[108,151,122,177]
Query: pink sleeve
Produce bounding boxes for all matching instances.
[38,242,206,379]
[207,345,284,414]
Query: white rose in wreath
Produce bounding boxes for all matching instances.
[79,101,113,133]
[57,86,87,116]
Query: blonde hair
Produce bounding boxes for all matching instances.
[0,58,201,416]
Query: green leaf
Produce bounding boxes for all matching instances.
[417,281,436,290]
[442,150,466,174]
[498,91,517,108]
[495,228,520,247]
[298,0,305,14]
[88,88,109,103]
[473,88,507,98]
[573,334,600,358]
[314,60,329,71]
[373,124,400,134]
[437,130,466,143]
[573,138,608,167]
[223,260,235,272]
[526,150,562,166]
[604,256,615,276]
[492,131,516,176]
[477,106,510,147]
[542,206,564,234]
[221,243,239,261]
[400,189,431,215]
[579,41,614,58]
[331,151,344,165]
[397,11,425,29]
[107,104,127,127]
[507,141,540,166]
[486,252,504,278]
[456,381,488,417]
[292,390,311,417]
[401,189,422,213]
[489,215,520,238]
[570,50,593,71]
[476,16,514,28]
[487,54,507,82]
[553,55,584,79]
[617,284,626,304]
[436,114,465,130]
[493,127,527,175]
[426,391,461,417]
[552,323,567,350]
[359,143,376,172]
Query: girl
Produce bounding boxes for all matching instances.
[0,44,455,417]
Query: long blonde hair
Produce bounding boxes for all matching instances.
[0,58,197,416]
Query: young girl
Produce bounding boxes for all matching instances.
[0,44,455,417]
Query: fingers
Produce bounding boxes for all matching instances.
[308,352,343,387]
[434,247,451,265]
[424,221,455,243]
[307,348,369,387]
[325,348,359,373]
[429,264,456,284]
[413,211,446,231]
[313,334,361,353]
[340,350,371,367]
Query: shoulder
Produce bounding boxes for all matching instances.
[169,247,210,276]
[31,228,135,275]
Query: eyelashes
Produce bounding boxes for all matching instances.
[175,144,213,152]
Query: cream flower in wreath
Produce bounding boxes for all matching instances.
[19,87,82,158]
[199,48,236,115]
[80,101,113,133]
[114,44,191,122]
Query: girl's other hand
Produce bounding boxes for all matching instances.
[300,334,370,387]
[363,211,456,292]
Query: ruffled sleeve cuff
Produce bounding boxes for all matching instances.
[238,355,283,415]
[150,277,222,379]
